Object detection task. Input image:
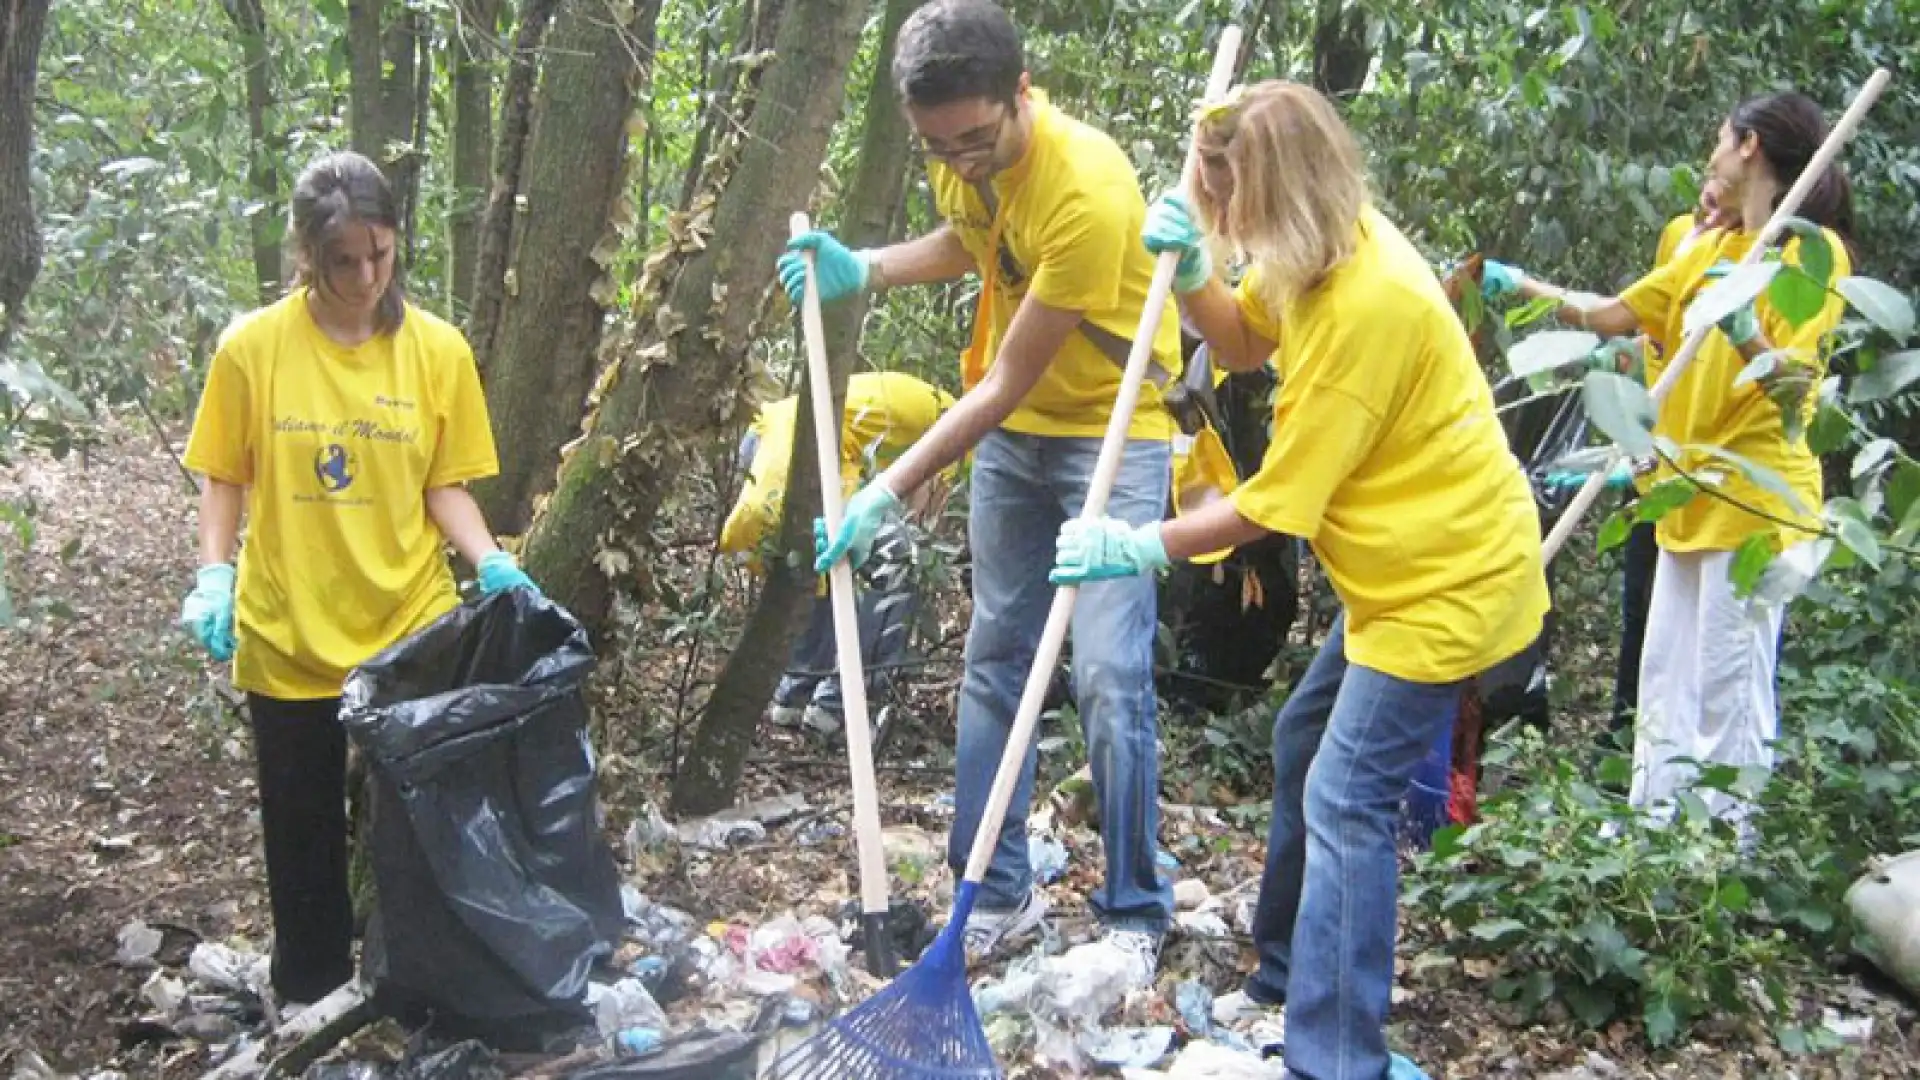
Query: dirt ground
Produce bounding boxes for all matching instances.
[2,424,1916,1078]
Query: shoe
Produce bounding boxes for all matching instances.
[1099,926,1163,987]
[961,887,1049,965]
[769,705,806,728]
[801,704,841,734]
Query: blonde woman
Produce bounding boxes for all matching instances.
[1050,81,1548,1079]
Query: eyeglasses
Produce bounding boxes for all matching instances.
[912,109,1010,164]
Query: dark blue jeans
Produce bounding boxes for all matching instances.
[947,430,1174,932]
[1247,616,1462,1080]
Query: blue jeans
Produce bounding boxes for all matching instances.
[1247,616,1461,1080]
[948,430,1173,932]
[773,522,919,714]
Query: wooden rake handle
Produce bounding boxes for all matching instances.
[1540,67,1894,564]
[960,25,1246,885]
[789,212,892,930]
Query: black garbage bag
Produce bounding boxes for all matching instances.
[341,588,623,1050]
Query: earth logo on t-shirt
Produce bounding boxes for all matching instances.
[314,444,355,493]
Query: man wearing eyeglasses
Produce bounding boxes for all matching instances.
[779,0,1182,980]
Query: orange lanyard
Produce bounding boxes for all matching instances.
[962,191,1011,391]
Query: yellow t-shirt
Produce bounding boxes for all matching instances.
[1226,207,1550,684]
[1632,213,1708,493]
[184,292,500,700]
[928,91,1182,441]
[1621,226,1848,552]
[719,371,954,557]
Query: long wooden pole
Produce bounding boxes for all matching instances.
[1541,68,1893,563]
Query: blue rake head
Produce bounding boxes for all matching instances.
[766,883,1000,1079]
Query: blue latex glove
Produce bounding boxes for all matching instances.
[179,563,237,661]
[1049,517,1170,585]
[1542,461,1634,492]
[814,482,903,572]
[1701,261,1762,346]
[1142,191,1212,294]
[776,231,870,308]
[1389,1052,1432,1080]
[477,550,537,595]
[1480,259,1527,300]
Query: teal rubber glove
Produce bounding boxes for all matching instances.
[1142,191,1212,294]
[814,482,903,572]
[1480,259,1527,300]
[179,563,237,662]
[477,551,537,595]
[1701,261,1762,346]
[776,231,870,308]
[1050,517,1170,585]
[1543,461,1633,493]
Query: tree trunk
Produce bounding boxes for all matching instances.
[677,0,786,213]
[1311,0,1372,99]
[467,0,561,359]
[520,0,868,653]
[346,0,425,258]
[222,0,282,304]
[448,0,503,318]
[0,0,52,354]
[670,0,922,818]
[470,0,661,535]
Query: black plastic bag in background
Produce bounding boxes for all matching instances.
[341,588,623,1049]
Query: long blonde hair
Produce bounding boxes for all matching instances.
[1191,81,1369,310]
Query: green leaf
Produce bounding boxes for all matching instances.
[1730,533,1778,597]
[1506,329,1600,379]
[1826,500,1883,570]
[1635,477,1697,523]
[1887,459,1920,526]
[1733,350,1783,387]
[1669,163,1700,207]
[1768,267,1828,328]
[1851,438,1898,482]
[1597,511,1633,553]
[1847,349,1920,403]
[1683,262,1781,337]
[1835,277,1916,338]
[1805,403,1854,455]
[1504,294,1562,329]
[1582,372,1657,456]
[1717,878,1752,913]
[1788,224,1835,287]
[1645,991,1680,1047]
[1685,444,1809,516]
[1469,918,1529,943]
[1597,754,1632,788]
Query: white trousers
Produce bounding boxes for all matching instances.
[1631,548,1789,824]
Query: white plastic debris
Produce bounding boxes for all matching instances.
[586,978,668,1037]
[114,920,164,969]
[186,942,270,997]
[140,971,188,1017]
[677,814,766,851]
[1173,879,1211,911]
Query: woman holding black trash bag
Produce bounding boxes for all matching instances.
[176,150,538,1011]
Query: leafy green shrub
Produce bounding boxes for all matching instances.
[1407,642,1920,1052]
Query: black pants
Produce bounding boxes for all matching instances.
[1613,520,1659,736]
[247,694,354,1003]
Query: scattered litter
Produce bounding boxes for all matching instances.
[186,941,270,998]
[1121,1039,1287,1078]
[1029,831,1069,884]
[587,978,668,1036]
[1082,1025,1176,1068]
[737,792,811,826]
[1173,879,1210,911]
[114,921,163,969]
[793,820,844,846]
[1820,1006,1874,1044]
[678,814,766,850]
[140,971,187,1016]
